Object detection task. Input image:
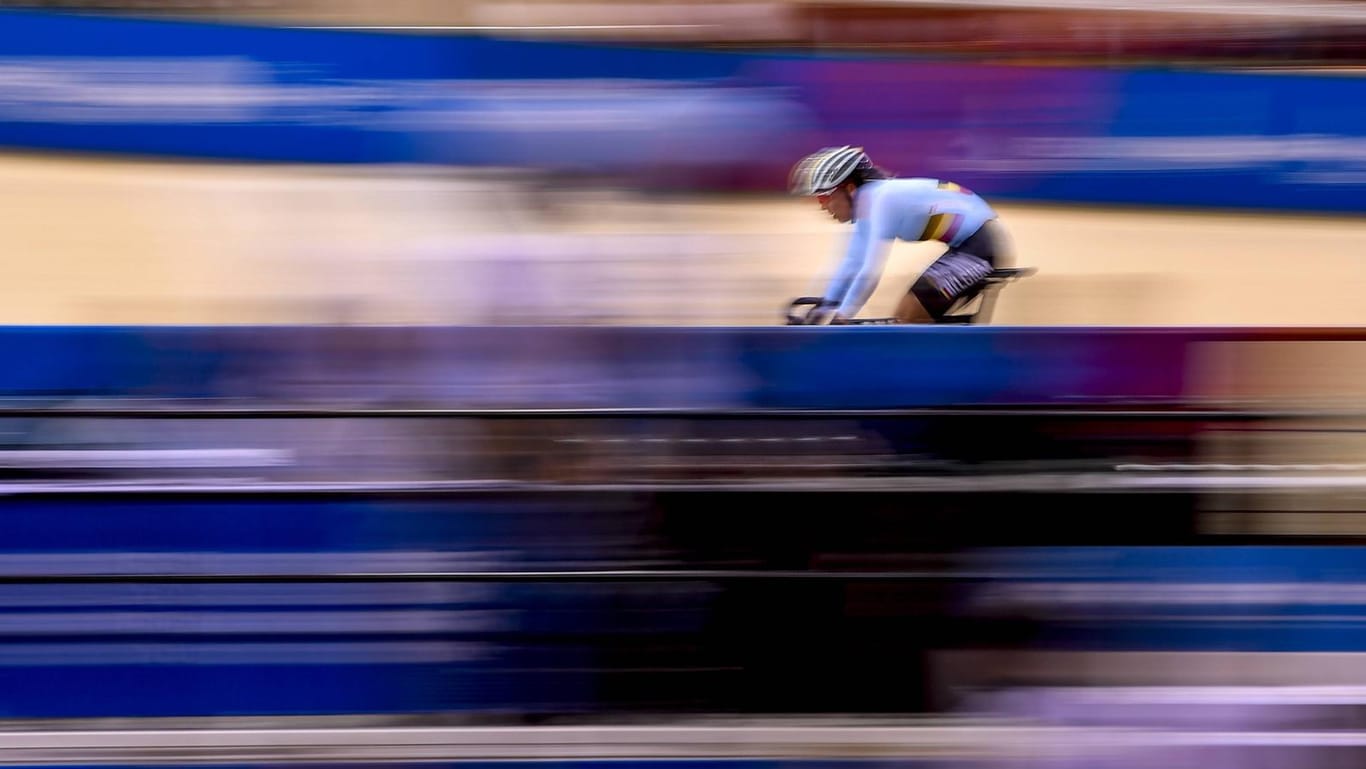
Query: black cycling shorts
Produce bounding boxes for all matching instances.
[910,219,1008,320]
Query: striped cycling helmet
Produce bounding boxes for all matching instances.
[788,145,871,196]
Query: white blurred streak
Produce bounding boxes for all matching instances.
[0,720,1364,764]
[464,2,803,41]
[0,551,516,575]
[826,0,1366,20]
[0,582,496,607]
[0,609,511,635]
[0,448,291,468]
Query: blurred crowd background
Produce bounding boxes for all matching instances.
[0,2,1362,769]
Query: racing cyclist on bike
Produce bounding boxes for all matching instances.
[789,145,1015,324]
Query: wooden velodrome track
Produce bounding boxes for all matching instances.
[0,153,1361,327]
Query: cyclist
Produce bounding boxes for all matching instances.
[788,145,1015,324]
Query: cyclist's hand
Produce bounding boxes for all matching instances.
[784,297,844,325]
[803,301,842,325]
[812,310,857,325]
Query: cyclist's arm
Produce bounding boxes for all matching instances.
[821,225,867,313]
[831,228,893,319]
[830,195,911,319]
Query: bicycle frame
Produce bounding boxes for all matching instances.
[784,267,1036,325]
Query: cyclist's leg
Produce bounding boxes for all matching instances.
[906,250,994,321]
[896,220,1015,323]
[955,219,1013,268]
[903,219,1016,322]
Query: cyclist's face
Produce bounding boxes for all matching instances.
[817,186,853,223]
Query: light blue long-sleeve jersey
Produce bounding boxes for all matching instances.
[824,178,997,318]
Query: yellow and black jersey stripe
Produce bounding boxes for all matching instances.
[921,212,964,243]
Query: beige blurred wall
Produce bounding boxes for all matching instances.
[0,152,1362,326]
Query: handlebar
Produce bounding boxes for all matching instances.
[784,297,828,325]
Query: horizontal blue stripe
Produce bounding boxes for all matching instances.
[974,546,1366,582]
[0,324,1215,407]
[0,664,596,717]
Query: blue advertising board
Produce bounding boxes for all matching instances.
[0,324,1214,408]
